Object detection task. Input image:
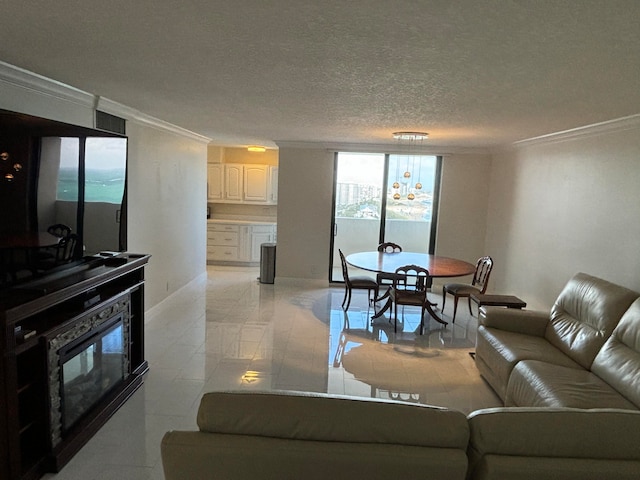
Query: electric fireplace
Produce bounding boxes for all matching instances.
[47,294,130,447]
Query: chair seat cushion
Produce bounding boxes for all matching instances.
[350,276,378,288]
[444,283,480,295]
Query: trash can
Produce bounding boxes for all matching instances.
[259,243,276,284]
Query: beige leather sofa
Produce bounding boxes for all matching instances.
[475,272,640,409]
[161,391,471,480]
[162,273,640,480]
[162,392,640,480]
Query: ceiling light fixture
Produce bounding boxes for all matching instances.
[247,145,266,152]
[391,132,428,201]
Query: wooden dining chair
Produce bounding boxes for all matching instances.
[375,242,403,297]
[442,256,493,322]
[389,264,440,334]
[339,249,379,311]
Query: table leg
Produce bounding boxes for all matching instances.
[424,300,448,326]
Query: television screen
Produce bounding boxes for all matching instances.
[0,110,128,288]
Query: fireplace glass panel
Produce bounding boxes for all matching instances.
[60,318,127,431]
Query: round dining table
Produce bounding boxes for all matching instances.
[345,251,476,278]
[345,251,476,327]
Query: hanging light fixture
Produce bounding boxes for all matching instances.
[392,132,428,200]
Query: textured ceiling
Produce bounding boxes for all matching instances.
[1,0,639,148]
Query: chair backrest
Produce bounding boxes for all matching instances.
[56,233,78,263]
[338,249,351,285]
[393,264,431,293]
[377,242,402,253]
[47,223,72,238]
[471,256,493,293]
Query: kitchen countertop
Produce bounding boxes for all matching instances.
[207,218,277,225]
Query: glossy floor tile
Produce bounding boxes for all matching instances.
[45,265,501,479]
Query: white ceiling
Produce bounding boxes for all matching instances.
[1,1,639,149]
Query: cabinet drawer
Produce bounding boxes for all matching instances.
[208,232,239,246]
[208,223,240,233]
[207,246,239,261]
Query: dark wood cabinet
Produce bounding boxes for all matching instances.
[1,254,150,480]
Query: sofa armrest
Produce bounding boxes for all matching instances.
[479,307,549,336]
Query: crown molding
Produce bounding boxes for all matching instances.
[0,61,211,143]
[0,60,94,107]
[275,140,490,155]
[95,97,211,143]
[508,114,640,150]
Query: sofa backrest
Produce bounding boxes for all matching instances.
[591,298,640,408]
[162,391,471,480]
[545,272,638,369]
[197,390,469,448]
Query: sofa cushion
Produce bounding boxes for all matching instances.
[467,407,640,480]
[506,360,638,409]
[475,327,582,400]
[197,390,469,448]
[591,298,640,408]
[545,272,638,369]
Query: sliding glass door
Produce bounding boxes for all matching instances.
[331,152,440,282]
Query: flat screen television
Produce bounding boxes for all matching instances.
[0,109,128,289]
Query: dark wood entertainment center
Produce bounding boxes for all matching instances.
[0,253,150,480]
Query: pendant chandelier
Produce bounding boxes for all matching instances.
[391,131,428,201]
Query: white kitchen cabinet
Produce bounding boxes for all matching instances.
[207,163,277,205]
[208,221,276,264]
[243,164,269,202]
[268,166,278,204]
[224,164,243,201]
[207,223,241,261]
[207,164,223,201]
[249,225,275,262]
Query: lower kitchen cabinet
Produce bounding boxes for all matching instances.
[207,221,276,264]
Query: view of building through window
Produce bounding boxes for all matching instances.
[335,153,437,221]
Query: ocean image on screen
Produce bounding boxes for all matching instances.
[57,168,125,204]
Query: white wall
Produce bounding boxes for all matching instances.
[275,146,492,283]
[437,153,492,264]
[126,123,207,307]
[486,120,640,310]
[276,147,335,279]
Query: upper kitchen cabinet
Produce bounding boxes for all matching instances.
[243,164,269,202]
[268,166,278,204]
[225,163,244,201]
[208,163,277,205]
[207,164,223,201]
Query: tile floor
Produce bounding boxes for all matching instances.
[44,265,501,479]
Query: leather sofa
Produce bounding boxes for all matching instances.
[161,391,640,480]
[162,273,640,479]
[475,272,640,409]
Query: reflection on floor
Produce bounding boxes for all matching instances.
[45,265,501,479]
